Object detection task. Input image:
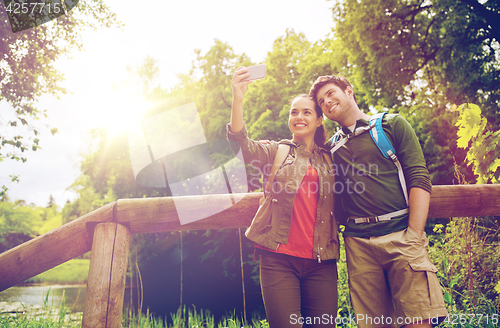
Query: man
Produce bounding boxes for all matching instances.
[309,75,448,328]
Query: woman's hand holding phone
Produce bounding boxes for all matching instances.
[230,65,266,133]
[231,66,252,104]
[230,67,251,133]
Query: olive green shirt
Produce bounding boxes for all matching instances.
[329,114,432,237]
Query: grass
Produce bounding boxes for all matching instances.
[0,287,82,328]
[25,259,90,284]
[1,303,268,328]
[2,296,499,328]
[121,306,270,328]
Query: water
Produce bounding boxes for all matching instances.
[0,286,141,314]
[0,284,264,324]
[0,285,87,313]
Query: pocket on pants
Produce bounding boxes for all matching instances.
[408,258,443,308]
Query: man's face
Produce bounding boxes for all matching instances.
[316,83,354,124]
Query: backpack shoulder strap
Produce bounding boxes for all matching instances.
[331,130,343,145]
[369,112,408,204]
[322,150,334,169]
[329,130,347,155]
[369,112,395,160]
[265,144,290,194]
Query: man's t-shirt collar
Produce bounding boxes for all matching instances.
[341,117,370,135]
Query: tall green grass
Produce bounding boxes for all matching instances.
[2,295,498,328]
[1,303,268,328]
[122,305,269,328]
[0,287,82,328]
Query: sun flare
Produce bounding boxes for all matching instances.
[93,87,149,138]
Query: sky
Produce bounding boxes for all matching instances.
[0,0,335,207]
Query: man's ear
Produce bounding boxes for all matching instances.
[346,86,354,99]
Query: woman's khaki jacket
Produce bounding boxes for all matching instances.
[227,124,340,262]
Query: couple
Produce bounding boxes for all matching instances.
[227,67,448,328]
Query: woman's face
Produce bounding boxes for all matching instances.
[288,97,323,141]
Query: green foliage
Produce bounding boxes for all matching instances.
[0,199,39,252]
[331,0,500,185]
[332,0,500,114]
[230,28,360,141]
[26,259,90,284]
[336,235,356,327]
[168,39,253,142]
[427,164,500,320]
[0,195,74,253]
[455,103,500,183]
[429,215,500,315]
[0,0,122,193]
[394,96,465,185]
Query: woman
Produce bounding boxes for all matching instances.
[228,67,339,327]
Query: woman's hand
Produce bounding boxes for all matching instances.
[230,67,252,133]
[231,66,252,104]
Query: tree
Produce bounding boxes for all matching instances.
[188,39,252,142]
[243,29,312,140]
[332,0,500,116]
[455,103,500,184]
[330,0,500,184]
[0,0,122,195]
[0,199,39,252]
[60,41,263,302]
[243,29,369,140]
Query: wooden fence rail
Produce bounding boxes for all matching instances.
[0,184,499,327]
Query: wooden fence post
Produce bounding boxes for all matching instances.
[82,222,130,328]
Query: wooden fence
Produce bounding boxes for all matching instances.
[1,184,500,327]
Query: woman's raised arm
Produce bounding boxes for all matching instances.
[230,67,252,133]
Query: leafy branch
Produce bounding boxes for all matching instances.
[455,103,500,183]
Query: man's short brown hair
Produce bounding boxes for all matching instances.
[309,75,357,104]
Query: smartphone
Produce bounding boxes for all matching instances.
[242,64,266,81]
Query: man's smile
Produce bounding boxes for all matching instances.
[328,103,338,113]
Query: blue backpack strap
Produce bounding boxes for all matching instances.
[368,112,408,205]
[330,130,343,146]
[369,112,395,160]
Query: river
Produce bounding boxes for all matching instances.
[0,285,87,313]
[0,284,264,324]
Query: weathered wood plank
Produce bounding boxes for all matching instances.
[116,185,500,233]
[106,223,130,328]
[0,202,115,292]
[428,184,500,218]
[82,222,130,328]
[116,193,259,233]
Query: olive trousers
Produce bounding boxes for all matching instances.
[259,250,338,328]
